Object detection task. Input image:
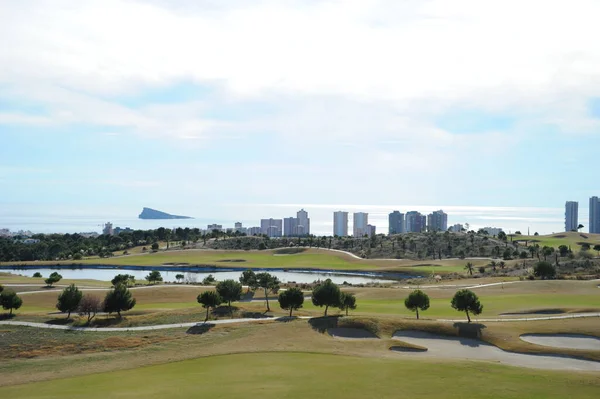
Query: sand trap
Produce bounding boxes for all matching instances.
[328,328,378,339]
[520,334,600,350]
[392,330,600,371]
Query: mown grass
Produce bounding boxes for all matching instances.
[1,248,492,273]
[511,231,600,249]
[1,351,599,399]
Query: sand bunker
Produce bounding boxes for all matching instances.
[328,328,378,339]
[392,330,600,371]
[520,334,600,350]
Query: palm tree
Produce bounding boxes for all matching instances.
[499,261,506,270]
[489,261,497,272]
[464,262,474,276]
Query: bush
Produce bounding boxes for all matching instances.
[533,261,556,279]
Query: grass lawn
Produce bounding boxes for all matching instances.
[1,352,599,399]
[511,231,600,250]
[1,248,493,273]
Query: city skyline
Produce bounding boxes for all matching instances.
[2,1,600,231]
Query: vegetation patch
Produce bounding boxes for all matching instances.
[273,248,307,255]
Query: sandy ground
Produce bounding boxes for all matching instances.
[328,327,379,339]
[392,330,600,371]
[520,334,600,350]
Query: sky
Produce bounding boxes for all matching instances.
[1,0,600,235]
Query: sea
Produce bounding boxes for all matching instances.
[0,203,580,236]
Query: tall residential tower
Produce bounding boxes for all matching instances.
[353,212,369,237]
[565,201,579,232]
[333,211,349,236]
[590,197,600,234]
[388,211,405,234]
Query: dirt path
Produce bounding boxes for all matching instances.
[392,330,600,371]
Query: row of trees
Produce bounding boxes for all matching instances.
[56,283,136,321]
[404,289,483,322]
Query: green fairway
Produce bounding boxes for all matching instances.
[1,352,598,398]
[511,231,600,250]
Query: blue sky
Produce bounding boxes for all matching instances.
[1,0,600,235]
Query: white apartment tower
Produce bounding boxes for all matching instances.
[333,211,349,237]
[353,212,369,237]
[565,201,579,232]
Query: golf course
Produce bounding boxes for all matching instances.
[1,242,600,398]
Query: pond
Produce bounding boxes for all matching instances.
[3,266,403,285]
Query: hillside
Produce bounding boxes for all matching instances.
[207,231,510,260]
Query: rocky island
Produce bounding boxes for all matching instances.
[138,207,193,220]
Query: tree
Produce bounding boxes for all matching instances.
[278,287,304,317]
[78,295,102,324]
[1,291,23,316]
[215,279,242,311]
[533,261,556,279]
[33,272,42,278]
[255,272,280,312]
[202,274,216,285]
[541,246,554,260]
[594,244,600,256]
[111,274,135,287]
[56,284,83,319]
[175,274,185,283]
[404,290,430,319]
[311,279,342,316]
[103,284,136,317]
[197,291,222,322]
[464,262,474,276]
[145,270,163,285]
[577,224,584,232]
[451,289,483,323]
[339,292,357,316]
[239,269,257,292]
[44,272,62,287]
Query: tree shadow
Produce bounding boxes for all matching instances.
[186,323,215,335]
[453,322,487,347]
[308,315,341,333]
[240,311,271,319]
[0,313,16,320]
[212,306,239,317]
[45,318,73,325]
[275,316,299,323]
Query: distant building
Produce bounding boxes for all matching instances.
[0,228,10,237]
[366,224,376,237]
[296,209,310,236]
[20,238,40,245]
[260,218,282,237]
[565,201,579,232]
[114,227,133,235]
[449,224,464,233]
[102,222,114,236]
[388,211,405,235]
[333,211,349,237]
[247,227,261,236]
[283,217,299,237]
[427,210,448,232]
[405,211,426,233]
[483,227,503,236]
[590,197,600,234]
[207,224,223,231]
[234,222,242,229]
[353,212,369,237]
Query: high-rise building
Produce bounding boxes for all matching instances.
[590,197,600,234]
[353,212,369,237]
[449,224,464,233]
[333,211,349,236]
[483,227,503,236]
[102,222,113,236]
[247,227,261,236]
[405,211,426,233]
[296,209,310,236]
[283,217,299,237]
[388,211,405,235]
[565,201,579,232]
[366,224,376,237]
[260,218,282,237]
[427,210,448,232]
